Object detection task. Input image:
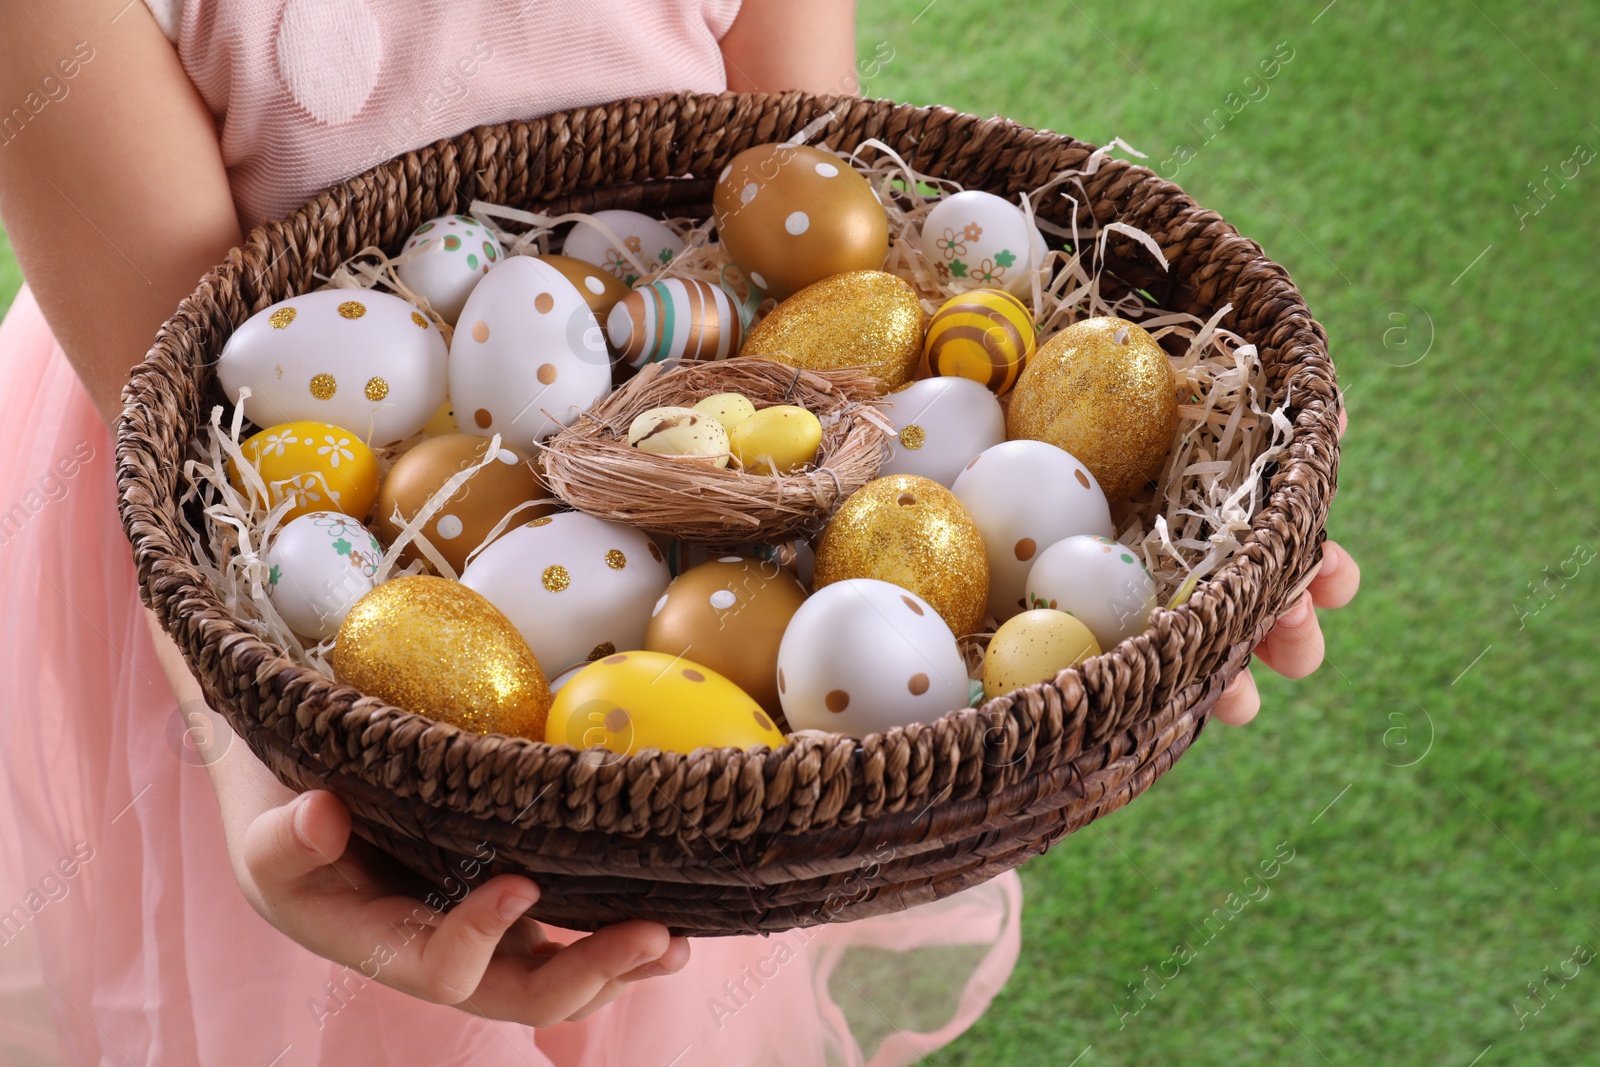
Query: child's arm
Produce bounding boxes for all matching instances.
[721,0,859,96]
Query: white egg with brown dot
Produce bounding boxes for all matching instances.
[449,256,612,451]
[777,577,970,737]
[1024,535,1159,648]
[459,511,669,676]
[878,376,1006,488]
[217,288,448,447]
[950,439,1114,623]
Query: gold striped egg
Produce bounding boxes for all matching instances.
[924,289,1036,396]
[606,278,744,369]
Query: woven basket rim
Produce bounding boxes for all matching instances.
[116,91,1339,841]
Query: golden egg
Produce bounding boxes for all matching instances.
[229,420,380,521]
[1005,317,1179,501]
[331,575,551,738]
[730,405,823,475]
[740,271,924,390]
[981,609,1101,700]
[812,474,990,637]
[546,650,787,756]
[375,434,554,574]
[712,143,888,300]
[535,254,631,321]
[644,557,808,720]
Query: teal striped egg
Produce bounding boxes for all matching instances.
[606,278,744,369]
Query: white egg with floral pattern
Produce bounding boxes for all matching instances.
[264,511,384,640]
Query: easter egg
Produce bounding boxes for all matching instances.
[375,434,555,574]
[812,474,990,637]
[535,254,631,321]
[924,289,1036,395]
[230,420,380,521]
[217,289,448,446]
[330,575,551,738]
[658,538,814,587]
[606,278,744,368]
[981,609,1101,700]
[422,400,458,437]
[449,256,612,450]
[547,650,786,756]
[459,512,670,675]
[562,210,684,285]
[1006,317,1179,501]
[628,406,731,467]
[729,405,823,475]
[1025,535,1159,648]
[951,440,1114,622]
[740,271,924,389]
[777,578,969,736]
[921,190,1047,295]
[395,214,502,323]
[693,392,756,435]
[263,511,383,640]
[878,377,1005,487]
[712,143,888,300]
[644,557,808,718]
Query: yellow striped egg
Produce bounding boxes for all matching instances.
[924,289,1036,396]
[606,278,744,369]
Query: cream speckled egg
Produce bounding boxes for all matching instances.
[981,608,1101,700]
[1025,535,1158,648]
[920,190,1048,296]
[217,289,448,446]
[263,511,383,640]
[607,278,744,368]
[950,440,1114,622]
[395,214,502,323]
[450,256,612,450]
[777,578,970,736]
[562,210,684,285]
[878,377,1005,487]
[459,512,670,674]
[628,406,731,467]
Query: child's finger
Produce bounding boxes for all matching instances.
[472,920,673,1027]
[565,935,695,1021]
[1252,592,1326,679]
[242,790,354,890]
[1212,667,1260,726]
[1309,540,1359,609]
[400,875,543,1004]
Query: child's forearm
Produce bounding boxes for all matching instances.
[721,0,859,96]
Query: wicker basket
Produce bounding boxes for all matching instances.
[117,92,1339,937]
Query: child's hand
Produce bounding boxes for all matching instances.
[239,789,691,1025]
[1213,408,1360,725]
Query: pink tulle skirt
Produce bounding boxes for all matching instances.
[0,286,1020,1067]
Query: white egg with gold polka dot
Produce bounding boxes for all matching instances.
[395,214,503,324]
[561,210,685,286]
[777,578,969,737]
[449,256,612,451]
[877,376,1005,488]
[217,288,448,447]
[459,511,669,675]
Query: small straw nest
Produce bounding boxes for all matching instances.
[541,357,890,544]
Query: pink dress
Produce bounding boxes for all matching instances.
[0,3,1021,1064]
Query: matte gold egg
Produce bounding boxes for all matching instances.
[713,143,888,300]
[331,575,552,738]
[740,270,924,390]
[535,254,631,321]
[644,557,808,720]
[812,474,990,637]
[982,608,1101,700]
[1005,316,1179,501]
[375,434,555,574]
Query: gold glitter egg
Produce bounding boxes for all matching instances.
[812,474,990,637]
[740,270,924,390]
[330,575,551,739]
[712,143,888,300]
[1005,316,1179,501]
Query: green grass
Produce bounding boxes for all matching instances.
[4,3,1597,1063]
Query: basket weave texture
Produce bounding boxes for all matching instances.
[116,91,1339,937]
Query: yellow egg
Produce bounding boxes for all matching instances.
[981,609,1101,700]
[925,289,1036,396]
[693,392,757,435]
[812,474,990,637]
[330,575,551,738]
[1006,317,1179,501]
[546,650,787,755]
[229,420,380,521]
[712,143,888,300]
[422,399,459,437]
[729,405,822,475]
[740,271,924,390]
